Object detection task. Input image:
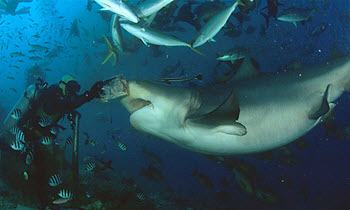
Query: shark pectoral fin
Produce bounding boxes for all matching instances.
[214,121,247,136]
[210,38,216,42]
[293,22,297,27]
[308,84,332,120]
[187,90,246,136]
[188,117,247,136]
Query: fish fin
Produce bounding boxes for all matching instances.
[236,0,245,7]
[260,12,269,28]
[102,36,116,65]
[141,38,148,46]
[189,46,206,56]
[312,0,326,15]
[231,57,260,81]
[330,43,346,59]
[308,84,332,120]
[210,38,216,42]
[187,91,246,136]
[293,22,297,27]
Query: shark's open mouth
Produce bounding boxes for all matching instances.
[128,99,152,114]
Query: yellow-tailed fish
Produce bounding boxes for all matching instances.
[102,35,118,66]
[192,0,244,48]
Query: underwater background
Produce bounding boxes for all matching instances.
[0,0,349,209]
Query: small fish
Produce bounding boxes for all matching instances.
[11,140,24,151]
[10,88,17,93]
[65,137,73,147]
[100,145,107,154]
[58,189,73,199]
[16,130,25,142]
[25,150,34,165]
[11,109,22,120]
[53,198,71,205]
[7,76,15,80]
[39,116,52,127]
[29,56,42,60]
[10,52,24,57]
[50,127,58,135]
[85,139,96,146]
[23,171,29,181]
[136,192,146,200]
[85,161,96,171]
[10,126,21,135]
[49,174,63,186]
[41,136,52,145]
[117,141,127,151]
[157,74,202,84]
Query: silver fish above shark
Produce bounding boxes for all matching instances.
[120,23,204,55]
[95,0,139,23]
[192,0,243,48]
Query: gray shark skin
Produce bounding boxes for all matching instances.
[120,56,350,155]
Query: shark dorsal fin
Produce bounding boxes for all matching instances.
[330,43,346,59]
[231,57,260,81]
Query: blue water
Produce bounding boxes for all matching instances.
[0,0,350,209]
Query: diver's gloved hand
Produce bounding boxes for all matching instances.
[88,81,104,100]
[84,81,103,101]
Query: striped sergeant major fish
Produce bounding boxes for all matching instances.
[41,136,52,145]
[15,130,25,142]
[86,161,96,171]
[39,116,52,127]
[117,140,127,151]
[10,126,21,135]
[11,140,24,151]
[58,189,73,199]
[49,174,63,186]
[11,109,22,120]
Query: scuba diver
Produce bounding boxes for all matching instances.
[3,74,104,208]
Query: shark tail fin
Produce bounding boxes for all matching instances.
[312,0,326,15]
[102,35,117,65]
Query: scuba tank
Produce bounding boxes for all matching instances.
[1,78,47,143]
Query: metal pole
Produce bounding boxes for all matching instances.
[72,111,81,200]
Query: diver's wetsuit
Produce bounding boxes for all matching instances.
[40,84,93,115]
[19,84,95,208]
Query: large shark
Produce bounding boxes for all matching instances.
[119,56,350,155]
